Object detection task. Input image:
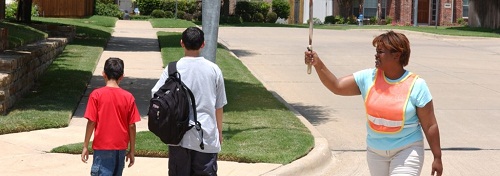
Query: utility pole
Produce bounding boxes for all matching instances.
[435,0,439,29]
[175,0,178,19]
[201,0,221,63]
[413,0,418,27]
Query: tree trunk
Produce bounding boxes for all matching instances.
[17,0,33,23]
[0,0,5,20]
[337,0,354,18]
[23,0,33,22]
[377,0,382,23]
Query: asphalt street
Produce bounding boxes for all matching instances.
[218,27,500,176]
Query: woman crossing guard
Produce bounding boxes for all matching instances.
[304,31,443,176]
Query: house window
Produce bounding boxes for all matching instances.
[463,0,469,18]
[431,0,437,23]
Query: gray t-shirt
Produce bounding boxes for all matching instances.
[151,56,227,153]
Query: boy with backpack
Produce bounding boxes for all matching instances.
[151,27,227,176]
[81,57,141,175]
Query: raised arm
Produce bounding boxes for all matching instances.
[305,50,360,96]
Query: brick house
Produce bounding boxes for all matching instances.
[344,0,470,26]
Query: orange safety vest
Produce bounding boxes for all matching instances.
[365,69,418,134]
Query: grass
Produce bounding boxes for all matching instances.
[315,24,500,38]
[157,31,315,163]
[0,21,47,49]
[51,30,315,164]
[150,18,198,28]
[201,21,500,38]
[0,16,114,134]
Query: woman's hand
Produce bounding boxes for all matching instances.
[431,158,443,176]
[304,50,320,66]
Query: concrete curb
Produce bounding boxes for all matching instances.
[261,92,333,176]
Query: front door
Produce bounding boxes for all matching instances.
[417,0,429,23]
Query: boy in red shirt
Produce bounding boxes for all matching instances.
[81,57,141,175]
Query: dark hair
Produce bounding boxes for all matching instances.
[372,31,411,67]
[182,27,204,50]
[104,57,124,80]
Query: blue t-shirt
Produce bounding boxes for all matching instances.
[353,68,432,150]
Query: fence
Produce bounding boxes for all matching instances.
[34,0,94,18]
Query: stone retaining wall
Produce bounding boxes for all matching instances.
[0,38,69,114]
[0,28,7,52]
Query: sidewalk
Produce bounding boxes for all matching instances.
[0,20,330,176]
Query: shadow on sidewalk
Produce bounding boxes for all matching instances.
[105,36,160,52]
[73,76,160,118]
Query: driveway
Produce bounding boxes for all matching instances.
[218,27,500,175]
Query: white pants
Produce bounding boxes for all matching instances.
[367,141,424,176]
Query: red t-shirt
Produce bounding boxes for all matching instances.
[84,86,141,150]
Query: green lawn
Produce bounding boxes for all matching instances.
[150,18,198,28]
[0,21,47,49]
[0,16,115,134]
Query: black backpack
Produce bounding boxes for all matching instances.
[148,61,204,150]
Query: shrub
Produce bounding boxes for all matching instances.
[183,13,193,21]
[176,10,186,19]
[369,16,377,25]
[334,15,344,24]
[256,1,271,15]
[385,16,393,25]
[241,13,252,22]
[266,12,278,23]
[235,1,254,16]
[164,11,174,18]
[272,0,290,19]
[192,11,202,22]
[220,15,243,24]
[5,2,17,19]
[151,9,166,18]
[130,15,151,20]
[253,12,265,23]
[457,18,467,26]
[324,15,335,24]
[137,0,163,15]
[347,15,357,24]
[95,2,123,18]
[98,0,115,3]
[235,1,271,22]
[309,17,322,25]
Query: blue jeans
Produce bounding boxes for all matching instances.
[91,150,126,176]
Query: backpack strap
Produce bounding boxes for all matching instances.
[168,61,205,150]
[185,85,204,150]
[168,61,179,78]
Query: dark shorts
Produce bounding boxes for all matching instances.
[91,150,126,176]
[168,146,218,176]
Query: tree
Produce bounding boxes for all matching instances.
[16,0,32,22]
[272,0,290,19]
[0,0,5,20]
[336,0,354,18]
